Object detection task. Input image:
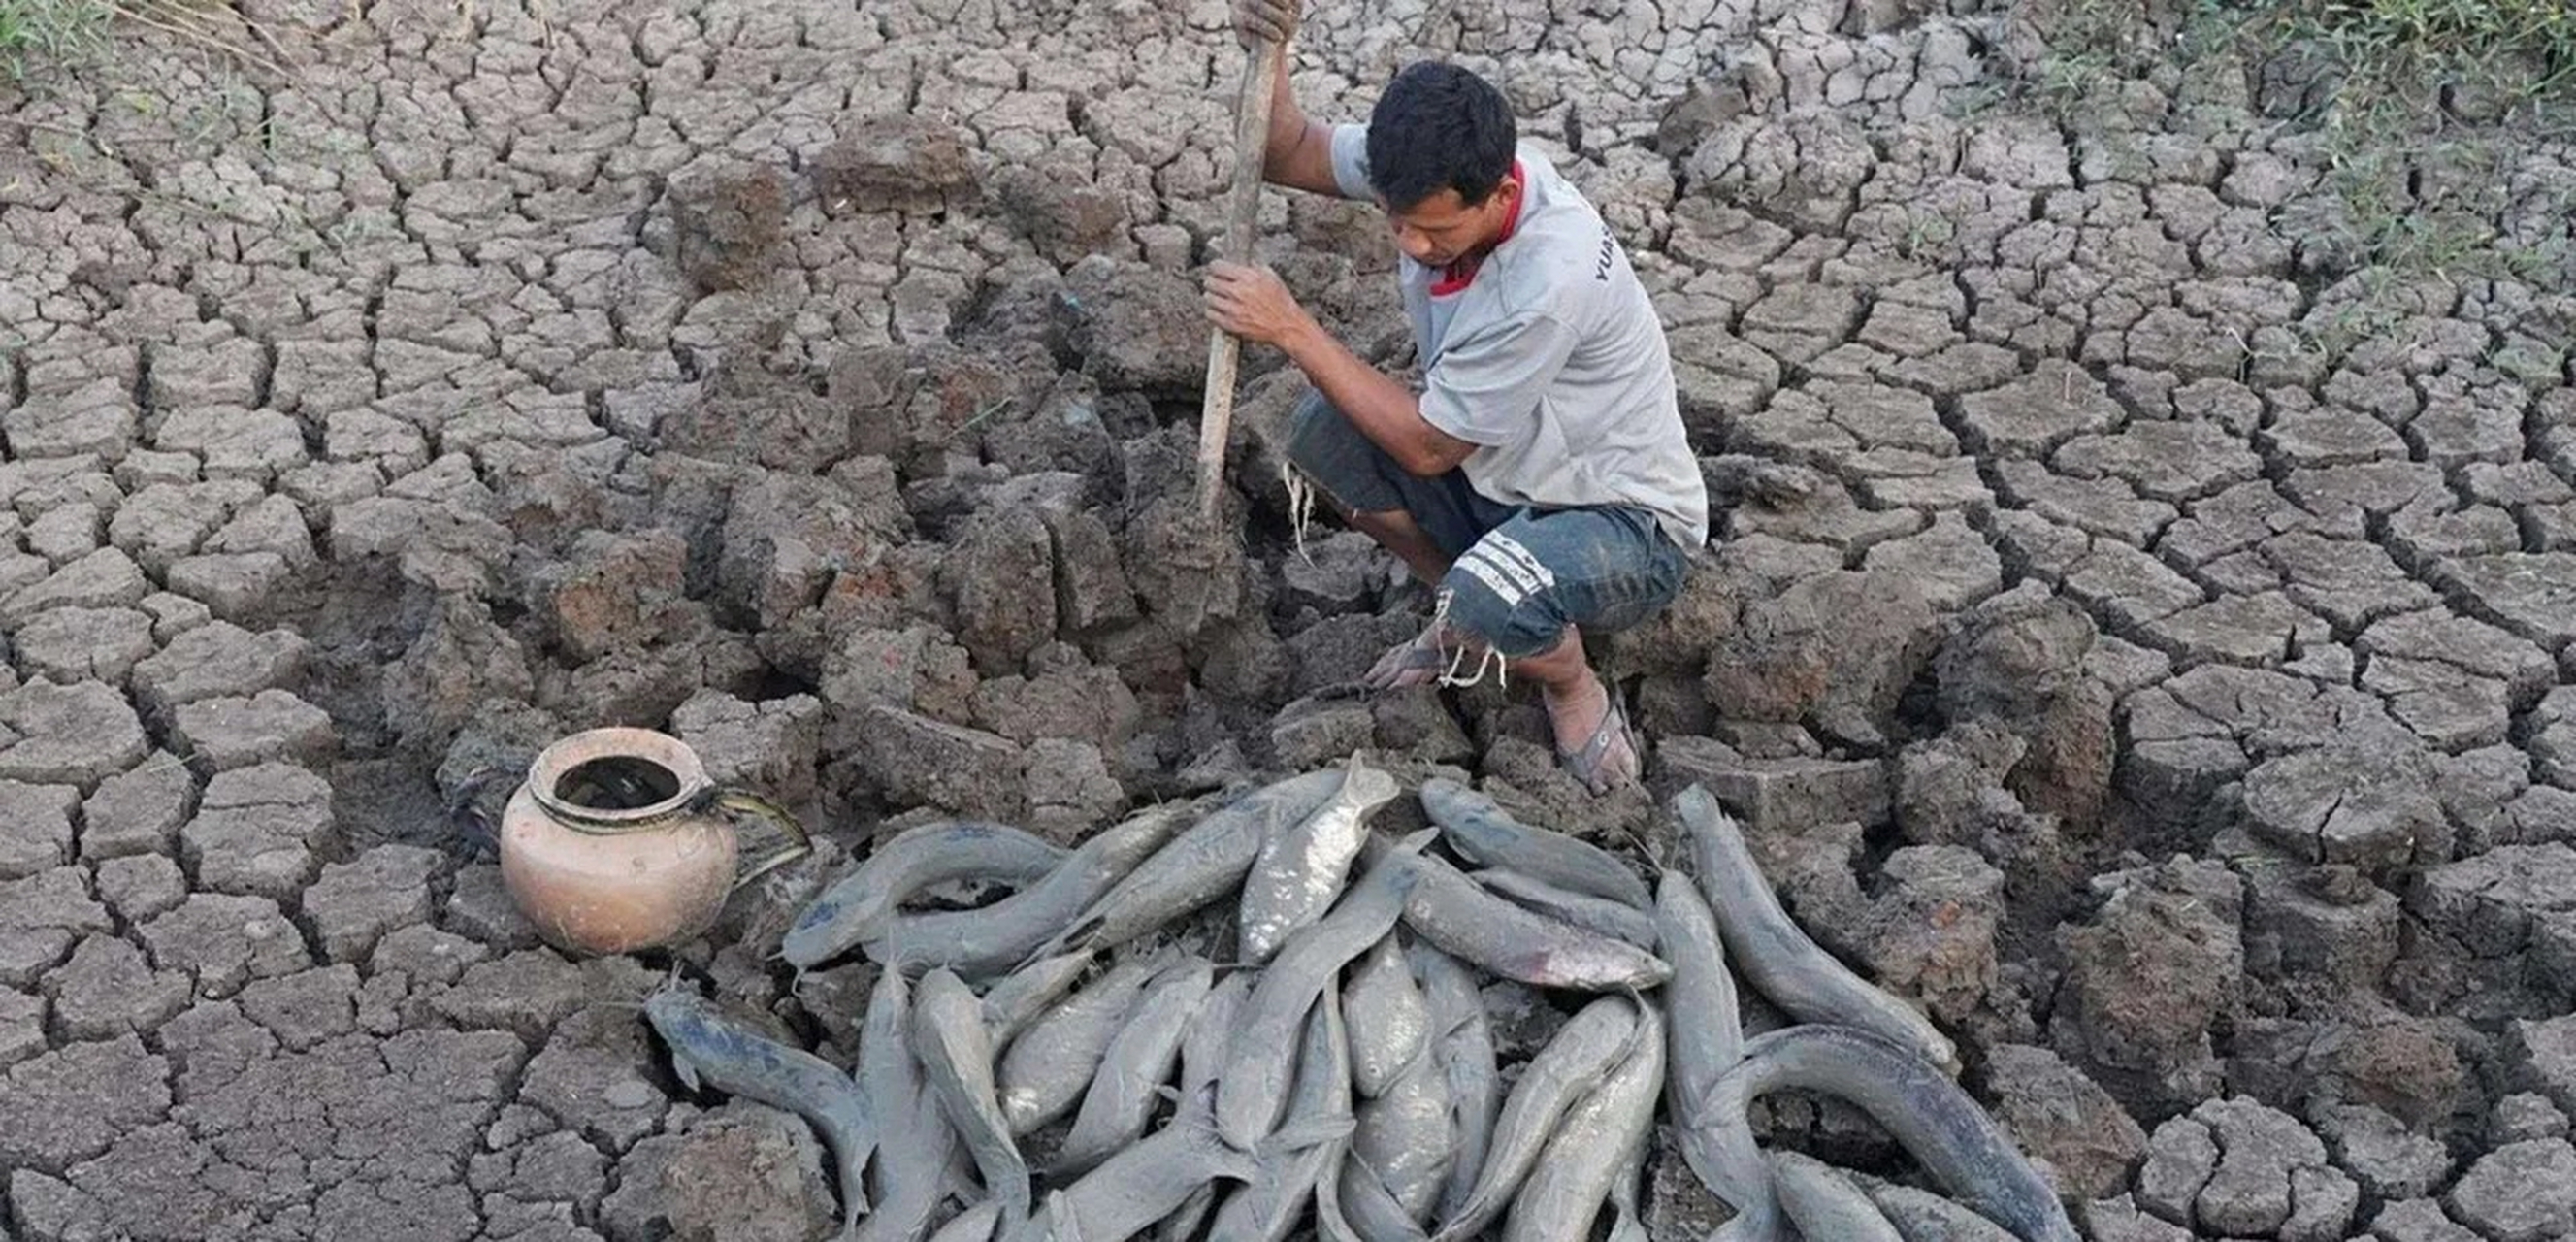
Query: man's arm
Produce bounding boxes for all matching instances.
[1235,0,1343,197]
[1279,318,1478,477]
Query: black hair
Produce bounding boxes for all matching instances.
[1363,61,1517,212]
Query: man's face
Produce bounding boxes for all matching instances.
[1383,178,1519,269]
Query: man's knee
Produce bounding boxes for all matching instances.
[1438,515,1685,658]
[1438,531,1571,660]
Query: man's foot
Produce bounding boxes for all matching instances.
[1545,674,1641,795]
[1363,621,1486,690]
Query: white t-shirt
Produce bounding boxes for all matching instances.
[1329,124,1710,548]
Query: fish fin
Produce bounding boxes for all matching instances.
[1254,1112,1357,1161]
[671,1058,701,1094]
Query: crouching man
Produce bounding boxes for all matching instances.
[1200,0,1709,794]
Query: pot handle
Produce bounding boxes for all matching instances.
[705,788,813,890]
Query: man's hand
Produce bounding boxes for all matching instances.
[1203,260,1316,351]
[1234,0,1295,48]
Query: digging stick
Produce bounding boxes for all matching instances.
[1194,36,1284,522]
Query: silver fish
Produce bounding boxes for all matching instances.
[644,986,875,1235]
[1239,753,1400,965]
[913,968,1029,1233]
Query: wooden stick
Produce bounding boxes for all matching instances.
[1194,38,1283,523]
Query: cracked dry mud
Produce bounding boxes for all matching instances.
[4,0,2576,1237]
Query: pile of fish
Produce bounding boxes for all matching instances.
[642,755,2082,1242]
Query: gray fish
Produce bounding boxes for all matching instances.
[997,949,1169,1136]
[1654,870,1743,1120]
[1217,831,1433,1151]
[785,819,1068,969]
[644,986,875,1234]
[1686,1025,2078,1242]
[913,968,1029,1233]
[1408,944,1497,1225]
[1054,956,1216,1177]
[1773,1150,1903,1242]
[873,801,1198,980]
[1418,777,1649,908]
[1038,769,1347,962]
[1394,848,1671,992]
[1427,995,1639,1242]
[1156,970,1256,1241]
[1862,1180,2024,1242]
[982,950,1096,1052]
[1499,998,1664,1242]
[856,965,954,1242]
[1343,933,1431,1099]
[1604,1125,1648,1242]
[1002,1083,1266,1242]
[1676,784,1958,1074]
[1352,1040,1453,1224]
[1339,1156,1432,1242]
[1240,753,1400,965]
[928,1202,1003,1242]
[1472,867,1661,950]
[1209,989,1357,1242]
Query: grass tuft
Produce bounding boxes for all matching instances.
[0,0,112,80]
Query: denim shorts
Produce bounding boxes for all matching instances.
[1284,390,1689,659]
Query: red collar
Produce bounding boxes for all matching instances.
[1429,160,1525,297]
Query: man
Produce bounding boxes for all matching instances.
[1201,0,1708,795]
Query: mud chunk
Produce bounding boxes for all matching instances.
[137,892,310,997]
[128,620,311,721]
[0,986,40,1071]
[995,161,1133,266]
[2509,1016,2576,1118]
[856,704,1027,822]
[2411,843,2576,958]
[0,866,113,987]
[446,863,542,950]
[11,606,156,683]
[1270,696,1375,772]
[93,854,185,929]
[530,529,696,665]
[305,845,444,964]
[2369,1197,2485,1242]
[1867,846,2004,1023]
[236,964,362,1052]
[41,935,192,1042]
[1655,737,1885,834]
[0,1033,170,1173]
[4,376,136,458]
[717,473,907,633]
[2084,1194,2195,1241]
[177,762,334,901]
[671,689,824,822]
[0,546,149,623]
[812,115,978,210]
[2188,1096,2329,1235]
[668,162,787,294]
[0,780,78,881]
[518,1006,668,1155]
[2244,862,2401,997]
[2135,1115,2216,1225]
[941,504,1059,676]
[1064,255,1207,397]
[1705,566,1939,747]
[610,1105,836,1242]
[2052,859,2240,1115]
[2243,740,2443,869]
[970,662,1141,757]
[2494,1092,2570,1145]
[2445,1139,2576,1242]
[2306,1016,2465,1133]
[2317,1103,2451,1200]
[373,924,490,989]
[1976,1043,2144,1200]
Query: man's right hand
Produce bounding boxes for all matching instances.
[1235,0,1295,48]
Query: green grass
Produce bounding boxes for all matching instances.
[2007,0,2576,288]
[0,0,112,80]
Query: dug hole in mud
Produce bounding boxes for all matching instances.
[5,0,2576,1236]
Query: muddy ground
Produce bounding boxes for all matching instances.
[4,0,2576,1237]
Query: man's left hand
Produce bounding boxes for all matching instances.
[1203,260,1314,350]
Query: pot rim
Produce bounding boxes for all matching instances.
[527,727,711,831]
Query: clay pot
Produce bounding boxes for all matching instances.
[497,727,810,955]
